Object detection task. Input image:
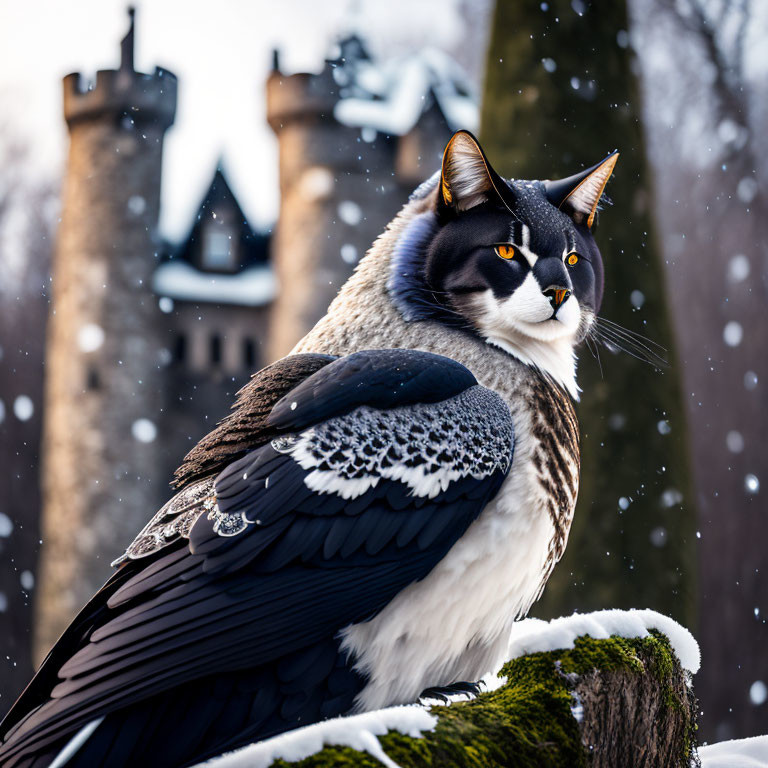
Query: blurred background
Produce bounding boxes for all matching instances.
[0,0,766,744]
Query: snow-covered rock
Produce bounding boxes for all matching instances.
[507,608,701,674]
[195,608,701,767]
[199,706,436,768]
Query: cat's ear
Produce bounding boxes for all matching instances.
[543,151,619,228]
[437,130,515,219]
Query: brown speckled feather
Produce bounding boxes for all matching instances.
[172,353,336,489]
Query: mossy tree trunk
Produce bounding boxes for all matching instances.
[267,634,698,768]
[479,0,695,625]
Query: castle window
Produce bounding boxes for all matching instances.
[210,334,222,366]
[174,334,187,363]
[86,367,101,391]
[243,338,256,370]
[202,228,237,271]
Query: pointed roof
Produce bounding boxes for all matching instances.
[172,167,269,272]
[153,168,275,307]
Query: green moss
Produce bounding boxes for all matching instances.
[266,633,696,768]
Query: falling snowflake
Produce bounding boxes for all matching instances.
[723,321,743,347]
[749,681,767,706]
[13,396,34,422]
[340,244,358,264]
[77,323,105,353]
[132,418,158,443]
[338,200,363,226]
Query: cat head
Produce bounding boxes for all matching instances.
[388,130,618,393]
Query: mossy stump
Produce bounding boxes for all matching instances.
[269,633,698,768]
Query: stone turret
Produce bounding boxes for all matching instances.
[265,37,472,359]
[36,8,177,657]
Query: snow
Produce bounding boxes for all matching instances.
[333,48,478,136]
[745,474,760,494]
[196,610,701,767]
[198,706,437,768]
[728,254,751,283]
[20,570,34,591]
[152,262,277,307]
[744,371,759,390]
[338,200,363,226]
[737,178,758,203]
[649,526,667,547]
[299,167,335,202]
[542,57,557,73]
[158,297,174,314]
[726,430,745,453]
[77,323,105,353]
[723,321,744,347]
[13,395,34,422]
[127,194,146,215]
[699,735,768,768]
[131,418,157,444]
[507,609,701,674]
[340,244,358,264]
[0,513,13,538]
[661,488,684,507]
[749,681,768,706]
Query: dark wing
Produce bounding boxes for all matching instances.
[0,349,514,766]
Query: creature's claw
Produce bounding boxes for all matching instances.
[418,680,485,704]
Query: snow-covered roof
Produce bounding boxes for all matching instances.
[332,45,478,136]
[152,261,277,307]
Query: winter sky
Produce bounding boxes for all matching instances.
[0,0,477,242]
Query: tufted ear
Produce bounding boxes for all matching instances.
[437,131,515,219]
[543,151,619,229]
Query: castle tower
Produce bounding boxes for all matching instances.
[265,38,470,360]
[36,8,177,656]
[265,42,399,360]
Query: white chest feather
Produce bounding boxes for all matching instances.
[340,411,558,712]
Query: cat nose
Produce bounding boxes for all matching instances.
[543,285,571,310]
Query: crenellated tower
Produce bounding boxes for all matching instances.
[37,8,177,656]
[265,37,469,359]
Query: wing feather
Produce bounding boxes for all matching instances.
[0,350,515,767]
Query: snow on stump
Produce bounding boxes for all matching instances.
[202,610,700,768]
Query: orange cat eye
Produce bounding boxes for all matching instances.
[495,244,516,260]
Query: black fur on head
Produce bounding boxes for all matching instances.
[388,131,618,351]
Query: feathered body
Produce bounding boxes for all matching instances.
[293,183,580,710]
[0,132,616,767]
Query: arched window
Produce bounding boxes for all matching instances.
[174,334,187,363]
[243,338,256,370]
[86,367,100,390]
[210,334,222,366]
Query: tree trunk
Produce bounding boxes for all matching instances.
[479,0,696,628]
[628,0,768,741]
[222,633,698,768]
